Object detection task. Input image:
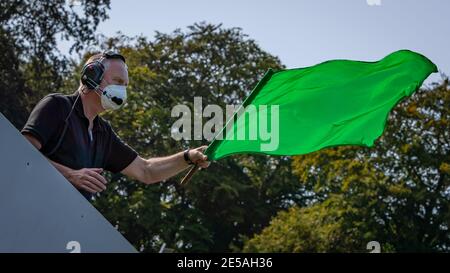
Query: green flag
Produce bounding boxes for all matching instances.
[205,50,437,161]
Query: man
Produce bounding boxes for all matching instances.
[21,51,209,199]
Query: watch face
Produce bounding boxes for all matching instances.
[184,149,193,164]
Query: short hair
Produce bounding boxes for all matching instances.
[79,52,127,90]
[84,53,110,70]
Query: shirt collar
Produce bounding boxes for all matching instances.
[69,92,103,132]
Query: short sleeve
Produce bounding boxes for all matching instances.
[105,129,138,173]
[21,95,63,149]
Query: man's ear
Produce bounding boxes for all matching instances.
[79,85,91,94]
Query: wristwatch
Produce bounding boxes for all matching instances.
[183,149,194,165]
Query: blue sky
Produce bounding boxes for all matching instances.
[63,0,449,83]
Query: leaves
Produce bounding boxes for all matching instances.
[1,0,111,127]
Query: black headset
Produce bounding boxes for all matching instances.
[80,50,126,90]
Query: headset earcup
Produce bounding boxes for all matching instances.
[80,61,105,90]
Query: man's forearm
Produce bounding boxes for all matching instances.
[45,159,107,193]
[144,151,190,183]
[120,146,209,185]
[47,158,74,179]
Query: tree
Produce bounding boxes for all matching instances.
[0,0,111,128]
[244,80,450,252]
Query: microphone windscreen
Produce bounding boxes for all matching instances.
[111,97,123,105]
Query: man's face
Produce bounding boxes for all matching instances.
[95,59,129,110]
[100,59,129,88]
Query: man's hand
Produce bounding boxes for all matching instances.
[188,146,210,168]
[66,168,108,193]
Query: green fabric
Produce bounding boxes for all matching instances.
[205,50,437,161]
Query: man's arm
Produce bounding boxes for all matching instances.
[23,133,107,193]
[121,146,210,184]
[49,159,107,193]
[23,132,208,187]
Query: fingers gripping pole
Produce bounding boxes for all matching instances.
[180,142,213,186]
[180,164,200,186]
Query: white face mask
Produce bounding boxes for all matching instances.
[97,84,127,110]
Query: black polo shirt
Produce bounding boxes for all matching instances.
[21,92,138,199]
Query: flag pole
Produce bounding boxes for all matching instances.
[180,164,200,186]
[179,69,275,186]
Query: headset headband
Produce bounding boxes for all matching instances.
[81,50,126,90]
[102,50,126,63]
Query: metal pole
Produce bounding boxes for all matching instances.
[180,164,200,186]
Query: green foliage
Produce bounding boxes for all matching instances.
[1,0,111,127]
[244,81,450,252]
